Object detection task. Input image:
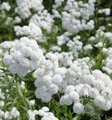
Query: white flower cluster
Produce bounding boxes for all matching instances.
[60,69,112,113]
[105,32,112,42]
[0,107,20,119]
[60,85,80,106]
[0,0,112,118]
[58,52,73,67]
[103,48,112,74]
[14,23,42,42]
[30,10,54,32]
[53,0,64,9]
[57,32,71,46]
[62,0,95,33]
[57,32,83,57]
[34,52,67,102]
[98,8,111,16]
[14,16,21,24]
[65,57,91,86]
[15,0,44,19]
[88,27,112,48]
[2,37,44,77]
[27,107,58,120]
[35,57,90,103]
[67,36,83,56]
[0,100,4,108]
[33,52,112,113]
[73,102,84,114]
[0,2,11,11]
[0,89,5,108]
[57,33,83,57]
[0,41,13,57]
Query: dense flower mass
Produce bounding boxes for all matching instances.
[2,37,44,77]
[61,0,95,33]
[0,0,112,119]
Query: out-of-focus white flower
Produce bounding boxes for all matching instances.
[0,2,11,11]
[0,101,4,107]
[98,8,110,16]
[28,110,36,120]
[29,100,35,106]
[73,102,84,114]
[10,107,20,118]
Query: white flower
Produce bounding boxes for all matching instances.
[62,0,95,33]
[1,2,11,11]
[53,0,64,9]
[4,111,12,119]
[14,16,21,24]
[98,8,110,16]
[0,101,4,107]
[27,110,36,120]
[78,84,90,97]
[48,84,59,95]
[14,23,42,41]
[38,110,46,116]
[94,96,106,109]
[10,107,20,118]
[20,81,25,89]
[65,85,75,94]
[42,107,49,112]
[69,91,79,102]
[3,37,44,77]
[37,107,59,120]
[29,100,35,106]
[3,54,13,66]
[15,0,43,19]
[60,94,73,105]
[104,101,112,111]
[35,88,51,102]
[30,10,54,32]
[0,110,4,118]
[53,74,63,86]
[89,88,99,98]
[73,102,84,114]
